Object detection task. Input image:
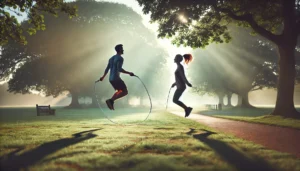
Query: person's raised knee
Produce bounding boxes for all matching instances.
[173,98,178,103]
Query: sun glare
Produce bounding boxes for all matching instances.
[178,15,188,23]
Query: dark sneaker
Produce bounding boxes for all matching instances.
[185,107,193,117]
[110,100,115,110]
[106,99,114,110]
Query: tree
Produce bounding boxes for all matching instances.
[137,0,300,118]
[0,0,77,46]
[199,38,300,109]
[191,27,280,108]
[7,57,69,97]
[191,53,234,106]
[0,39,29,80]
[3,1,167,108]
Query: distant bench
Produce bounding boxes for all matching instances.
[36,104,56,116]
[205,103,222,110]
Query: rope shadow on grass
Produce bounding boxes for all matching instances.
[0,128,101,171]
[187,128,277,171]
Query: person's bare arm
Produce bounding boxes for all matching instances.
[120,68,132,75]
[96,61,110,82]
[118,58,134,76]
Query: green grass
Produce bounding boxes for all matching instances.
[199,107,300,130]
[0,107,300,171]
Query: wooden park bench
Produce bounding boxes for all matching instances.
[36,104,56,116]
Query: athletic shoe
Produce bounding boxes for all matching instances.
[110,99,115,110]
[106,99,114,110]
[185,107,193,117]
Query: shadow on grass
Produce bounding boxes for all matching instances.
[0,129,101,171]
[187,128,276,171]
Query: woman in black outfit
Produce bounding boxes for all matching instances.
[171,54,193,117]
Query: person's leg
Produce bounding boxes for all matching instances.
[106,80,128,110]
[173,88,193,117]
[173,88,187,109]
[111,88,128,101]
[106,80,119,110]
[111,79,128,101]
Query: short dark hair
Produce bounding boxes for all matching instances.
[115,44,123,52]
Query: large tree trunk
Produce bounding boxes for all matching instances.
[237,95,242,106]
[241,91,252,108]
[68,91,81,108]
[271,0,299,118]
[272,45,299,118]
[226,93,232,107]
[217,93,224,106]
[237,91,253,108]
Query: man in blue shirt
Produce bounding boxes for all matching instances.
[97,44,134,110]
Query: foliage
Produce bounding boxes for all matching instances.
[137,0,295,48]
[137,0,300,117]
[2,1,168,106]
[191,27,279,96]
[0,0,77,45]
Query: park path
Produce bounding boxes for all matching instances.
[171,111,300,158]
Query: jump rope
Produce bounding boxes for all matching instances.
[94,75,152,124]
[95,80,238,147]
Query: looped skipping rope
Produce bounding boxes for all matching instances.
[94,75,152,124]
[93,83,118,124]
[166,86,172,110]
[134,75,152,121]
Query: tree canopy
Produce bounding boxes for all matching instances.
[191,28,280,107]
[137,0,300,118]
[2,1,168,108]
[0,0,77,45]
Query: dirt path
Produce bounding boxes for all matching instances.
[171,111,300,158]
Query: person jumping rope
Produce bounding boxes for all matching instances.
[171,54,193,117]
[95,44,134,110]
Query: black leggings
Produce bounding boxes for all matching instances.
[173,88,187,110]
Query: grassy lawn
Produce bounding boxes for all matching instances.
[0,107,300,171]
[199,107,300,130]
